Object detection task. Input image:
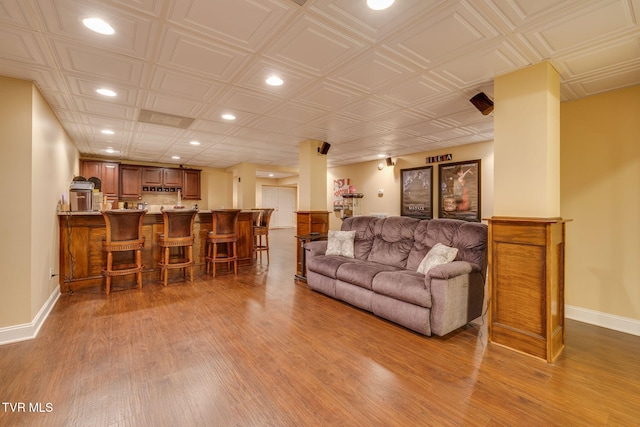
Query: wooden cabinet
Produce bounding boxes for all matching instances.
[142,168,163,186]
[487,217,571,363]
[120,165,142,199]
[80,160,119,199]
[182,169,201,200]
[295,211,329,278]
[163,168,182,187]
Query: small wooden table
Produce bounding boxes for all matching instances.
[294,233,327,281]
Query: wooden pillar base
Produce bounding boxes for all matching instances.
[486,216,571,363]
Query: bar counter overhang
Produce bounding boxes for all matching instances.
[57,210,255,292]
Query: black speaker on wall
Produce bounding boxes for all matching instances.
[318,141,331,155]
[470,92,494,115]
[386,157,395,167]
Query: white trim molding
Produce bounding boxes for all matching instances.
[566,305,640,337]
[0,285,61,346]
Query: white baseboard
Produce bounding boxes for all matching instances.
[566,305,640,337]
[0,285,61,346]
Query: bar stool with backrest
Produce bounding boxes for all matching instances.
[101,209,147,295]
[206,209,242,277]
[254,208,274,264]
[158,209,199,286]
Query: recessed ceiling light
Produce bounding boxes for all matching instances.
[367,0,395,11]
[82,17,115,35]
[221,113,236,120]
[171,156,180,160]
[377,153,387,158]
[189,140,201,146]
[104,148,117,154]
[96,88,116,97]
[266,75,284,86]
[269,173,275,177]
[101,129,115,135]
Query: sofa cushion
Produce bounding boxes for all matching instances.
[372,270,432,308]
[407,219,462,270]
[367,216,419,268]
[336,261,401,290]
[416,243,458,274]
[306,255,354,279]
[325,230,355,257]
[341,216,381,260]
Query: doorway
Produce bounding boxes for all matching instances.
[261,186,296,228]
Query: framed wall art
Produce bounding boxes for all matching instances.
[400,166,433,219]
[438,160,481,222]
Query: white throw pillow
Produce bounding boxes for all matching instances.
[417,243,458,274]
[325,230,355,258]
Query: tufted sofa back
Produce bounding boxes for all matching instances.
[341,216,487,273]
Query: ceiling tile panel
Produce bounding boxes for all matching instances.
[215,87,279,115]
[558,38,640,76]
[149,67,224,102]
[0,27,52,66]
[52,40,145,84]
[523,1,634,55]
[309,0,431,41]
[330,51,417,93]
[434,41,527,88]
[34,0,157,59]
[385,2,498,67]
[378,75,451,108]
[232,58,315,97]
[264,15,366,75]
[157,28,249,81]
[296,80,363,110]
[168,0,294,52]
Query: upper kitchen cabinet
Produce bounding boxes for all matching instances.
[142,167,183,188]
[80,160,119,199]
[120,165,142,199]
[163,168,183,187]
[182,169,201,200]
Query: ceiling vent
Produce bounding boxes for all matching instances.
[290,0,307,6]
[138,109,195,129]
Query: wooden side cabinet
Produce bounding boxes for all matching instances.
[295,211,329,278]
[487,217,571,363]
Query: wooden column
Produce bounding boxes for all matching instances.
[487,217,570,363]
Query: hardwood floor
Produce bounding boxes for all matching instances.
[1,228,639,426]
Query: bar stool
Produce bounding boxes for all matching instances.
[101,209,147,295]
[254,208,274,264]
[158,209,198,286]
[206,209,241,277]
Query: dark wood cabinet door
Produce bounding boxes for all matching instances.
[80,160,119,198]
[142,167,163,186]
[101,163,119,197]
[163,168,183,187]
[120,166,142,199]
[182,170,201,199]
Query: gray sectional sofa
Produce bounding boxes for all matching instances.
[304,216,488,336]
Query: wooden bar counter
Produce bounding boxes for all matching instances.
[58,210,255,292]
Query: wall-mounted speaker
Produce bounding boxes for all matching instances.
[470,92,494,115]
[318,141,331,155]
[386,157,395,167]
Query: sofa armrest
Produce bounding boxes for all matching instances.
[427,269,486,336]
[426,261,480,280]
[304,240,328,258]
